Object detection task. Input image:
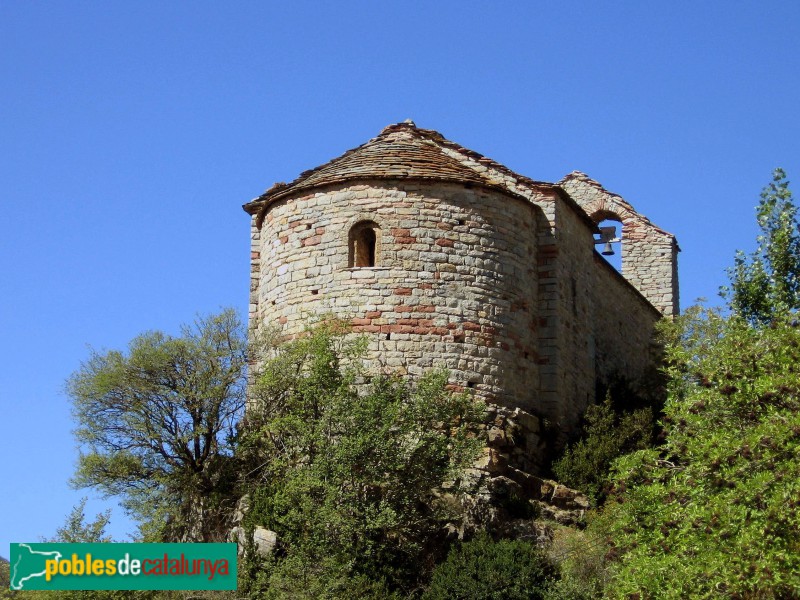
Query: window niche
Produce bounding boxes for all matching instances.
[348,221,381,268]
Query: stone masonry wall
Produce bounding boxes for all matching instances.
[546,195,661,435]
[252,180,547,413]
[560,172,680,317]
[592,254,661,397]
[545,197,599,434]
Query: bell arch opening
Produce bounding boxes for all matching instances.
[592,211,623,272]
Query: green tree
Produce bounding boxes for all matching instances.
[49,497,113,543]
[67,309,248,542]
[595,307,800,598]
[725,168,800,324]
[238,322,484,597]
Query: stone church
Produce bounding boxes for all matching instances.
[243,121,679,438]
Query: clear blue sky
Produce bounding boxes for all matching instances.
[2,1,799,553]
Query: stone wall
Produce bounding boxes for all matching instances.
[592,255,661,396]
[252,179,548,413]
[250,176,666,441]
[545,196,601,434]
[545,196,662,435]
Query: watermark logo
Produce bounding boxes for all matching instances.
[9,543,236,591]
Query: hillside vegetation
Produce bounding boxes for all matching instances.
[11,169,797,598]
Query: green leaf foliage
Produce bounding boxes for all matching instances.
[595,307,800,598]
[724,168,800,324]
[551,394,654,504]
[423,534,556,600]
[238,321,484,596]
[67,309,248,542]
[49,497,113,543]
[245,552,401,600]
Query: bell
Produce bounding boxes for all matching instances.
[601,242,614,256]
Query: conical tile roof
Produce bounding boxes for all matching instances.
[242,121,583,222]
[246,122,489,209]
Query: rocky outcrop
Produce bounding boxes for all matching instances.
[475,403,547,474]
[445,403,589,543]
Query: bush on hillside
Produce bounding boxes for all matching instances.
[423,534,556,600]
[595,308,800,598]
[551,394,654,503]
[237,321,484,596]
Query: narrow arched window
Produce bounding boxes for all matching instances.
[349,221,381,267]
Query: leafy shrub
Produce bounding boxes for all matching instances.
[551,394,653,503]
[543,526,607,600]
[423,534,556,600]
[253,553,401,600]
[238,321,484,595]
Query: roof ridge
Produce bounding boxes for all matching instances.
[559,170,609,190]
[559,171,678,240]
[415,128,557,192]
[559,170,634,207]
